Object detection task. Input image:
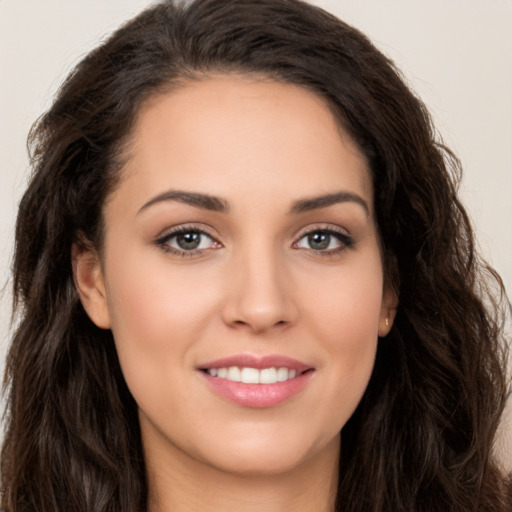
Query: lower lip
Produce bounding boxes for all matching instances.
[200,371,314,408]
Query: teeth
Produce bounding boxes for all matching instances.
[259,367,277,384]
[277,367,288,381]
[227,366,241,382]
[241,367,260,384]
[206,366,299,383]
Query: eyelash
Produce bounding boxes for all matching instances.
[154,224,219,257]
[154,225,354,257]
[294,227,355,256]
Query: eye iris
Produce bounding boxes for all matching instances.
[177,232,201,250]
[308,231,330,250]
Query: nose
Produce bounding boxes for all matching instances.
[221,243,298,334]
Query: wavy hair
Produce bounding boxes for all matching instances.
[2,0,510,510]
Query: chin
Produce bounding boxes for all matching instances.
[205,449,313,477]
[194,428,340,478]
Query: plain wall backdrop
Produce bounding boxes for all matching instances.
[1,0,511,466]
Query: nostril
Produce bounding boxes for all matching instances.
[232,320,249,328]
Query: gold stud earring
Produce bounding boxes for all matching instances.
[385,317,389,327]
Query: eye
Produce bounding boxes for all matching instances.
[294,229,353,253]
[156,227,221,255]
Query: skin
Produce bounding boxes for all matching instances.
[74,76,397,512]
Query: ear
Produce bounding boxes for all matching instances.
[72,242,111,329]
[378,284,398,338]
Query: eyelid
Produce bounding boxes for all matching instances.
[154,223,222,255]
[293,224,355,253]
[294,223,352,240]
[152,222,354,257]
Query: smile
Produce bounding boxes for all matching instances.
[205,366,298,384]
[199,354,314,408]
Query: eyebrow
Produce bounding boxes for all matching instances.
[288,191,370,215]
[138,190,230,214]
[137,189,369,216]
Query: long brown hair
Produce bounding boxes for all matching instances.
[2,1,510,510]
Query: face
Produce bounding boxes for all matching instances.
[75,76,396,478]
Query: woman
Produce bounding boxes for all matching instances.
[1,0,510,510]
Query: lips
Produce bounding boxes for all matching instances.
[198,354,315,408]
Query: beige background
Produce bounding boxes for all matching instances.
[1,0,511,467]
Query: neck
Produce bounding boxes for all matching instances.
[145,435,340,512]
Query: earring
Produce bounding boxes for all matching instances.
[379,317,390,338]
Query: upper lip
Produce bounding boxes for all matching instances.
[198,354,314,373]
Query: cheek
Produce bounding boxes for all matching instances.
[102,252,228,432]
[107,246,212,325]
[296,254,383,414]
[301,252,383,345]
[102,247,222,379]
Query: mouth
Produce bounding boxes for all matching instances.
[202,366,309,384]
[198,354,315,408]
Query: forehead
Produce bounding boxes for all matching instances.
[114,76,373,213]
